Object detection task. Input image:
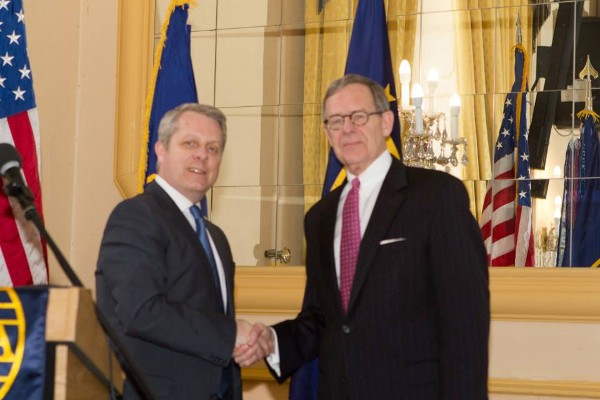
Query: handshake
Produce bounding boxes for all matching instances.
[233,320,275,367]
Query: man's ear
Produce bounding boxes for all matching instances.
[381,110,394,138]
[155,140,165,159]
[323,125,333,145]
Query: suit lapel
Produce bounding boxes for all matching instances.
[320,186,344,311]
[145,182,229,312]
[145,182,199,244]
[347,158,409,313]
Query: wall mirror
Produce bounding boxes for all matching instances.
[115,0,599,269]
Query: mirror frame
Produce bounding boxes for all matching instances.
[114,2,600,395]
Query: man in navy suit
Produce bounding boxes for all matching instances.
[236,74,490,399]
[96,103,251,400]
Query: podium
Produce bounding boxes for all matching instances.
[45,288,124,399]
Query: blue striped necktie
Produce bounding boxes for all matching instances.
[189,205,224,312]
[189,205,230,396]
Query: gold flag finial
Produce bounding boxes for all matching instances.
[579,55,599,80]
[579,55,598,113]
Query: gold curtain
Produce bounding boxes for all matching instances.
[452,0,532,218]
[302,0,418,212]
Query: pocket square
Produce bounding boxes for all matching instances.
[379,237,407,245]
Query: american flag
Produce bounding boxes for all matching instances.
[0,0,48,285]
[480,45,535,267]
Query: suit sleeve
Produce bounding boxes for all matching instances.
[270,206,324,381]
[429,177,490,398]
[96,199,236,367]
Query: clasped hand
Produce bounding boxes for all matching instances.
[233,320,274,367]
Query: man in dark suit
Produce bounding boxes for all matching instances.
[235,74,490,399]
[96,103,251,400]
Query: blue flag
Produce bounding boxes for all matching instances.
[291,1,401,398]
[139,0,208,214]
[560,115,600,267]
[321,0,402,195]
[0,288,48,399]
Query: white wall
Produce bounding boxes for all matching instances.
[25,0,121,288]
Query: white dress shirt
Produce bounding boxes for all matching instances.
[333,150,391,285]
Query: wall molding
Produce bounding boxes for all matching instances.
[239,368,600,398]
[489,268,600,322]
[489,378,600,398]
[235,267,600,322]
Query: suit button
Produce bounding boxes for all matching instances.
[342,325,350,334]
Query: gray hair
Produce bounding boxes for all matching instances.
[322,74,390,120]
[157,103,227,149]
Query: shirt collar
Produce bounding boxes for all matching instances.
[154,175,202,213]
[345,150,392,184]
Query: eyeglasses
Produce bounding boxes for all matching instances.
[324,111,384,131]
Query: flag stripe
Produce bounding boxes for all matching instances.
[515,206,533,266]
[490,234,515,258]
[0,195,32,285]
[8,111,42,209]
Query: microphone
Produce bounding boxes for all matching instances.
[0,143,35,209]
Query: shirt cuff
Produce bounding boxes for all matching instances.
[265,327,281,377]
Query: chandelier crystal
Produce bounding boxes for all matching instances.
[398,61,468,172]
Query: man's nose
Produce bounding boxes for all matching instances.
[341,115,355,131]
[193,146,208,160]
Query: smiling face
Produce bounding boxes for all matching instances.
[324,83,393,176]
[155,110,224,203]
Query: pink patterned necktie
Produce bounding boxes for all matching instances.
[340,178,360,313]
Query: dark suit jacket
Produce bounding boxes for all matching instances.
[273,158,489,399]
[96,182,241,400]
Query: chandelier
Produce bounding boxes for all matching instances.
[397,60,468,171]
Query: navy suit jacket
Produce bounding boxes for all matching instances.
[96,182,241,400]
[273,158,490,399]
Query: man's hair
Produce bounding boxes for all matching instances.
[322,74,390,120]
[158,103,228,149]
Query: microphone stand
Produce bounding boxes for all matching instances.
[4,182,158,400]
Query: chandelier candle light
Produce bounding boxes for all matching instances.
[398,59,468,171]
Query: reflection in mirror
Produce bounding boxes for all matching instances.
[145,0,599,268]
